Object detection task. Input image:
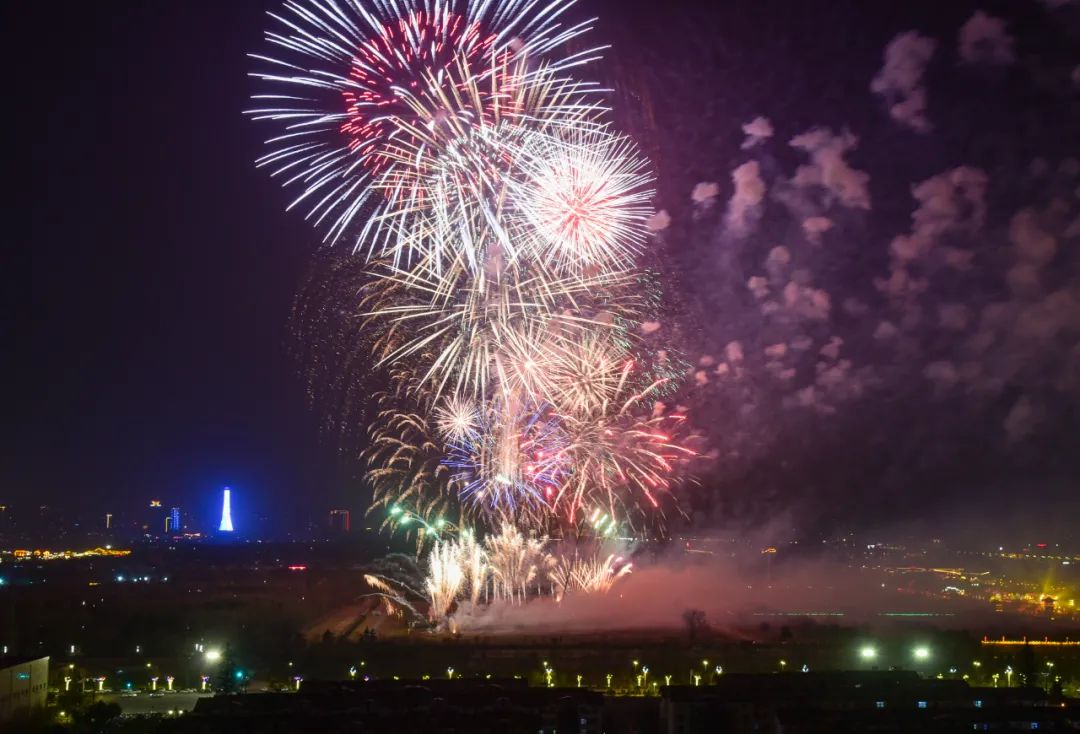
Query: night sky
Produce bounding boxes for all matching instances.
[14,1,335,531]
[10,0,1080,537]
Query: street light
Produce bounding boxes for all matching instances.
[860,646,878,661]
[204,650,222,664]
[1005,666,1013,687]
[913,646,931,661]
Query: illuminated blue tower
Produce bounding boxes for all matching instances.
[218,488,234,533]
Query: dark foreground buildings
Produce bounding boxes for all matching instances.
[0,656,49,722]
[172,679,602,733]
[661,671,1077,733]
[152,672,1077,734]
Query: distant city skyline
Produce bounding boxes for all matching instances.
[0,489,384,545]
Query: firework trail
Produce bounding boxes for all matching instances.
[359,553,428,619]
[364,370,459,534]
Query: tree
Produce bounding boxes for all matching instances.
[682,609,709,643]
[73,701,122,733]
[1018,642,1036,688]
[213,645,248,694]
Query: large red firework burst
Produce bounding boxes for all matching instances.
[341,9,497,175]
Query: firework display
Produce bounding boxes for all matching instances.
[249,0,601,251]
[252,0,696,573]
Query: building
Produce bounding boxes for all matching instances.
[219,488,234,533]
[0,656,49,722]
[328,509,351,534]
[166,506,181,534]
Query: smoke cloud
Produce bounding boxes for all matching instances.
[871,31,936,133]
[724,161,767,237]
[958,11,1015,66]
